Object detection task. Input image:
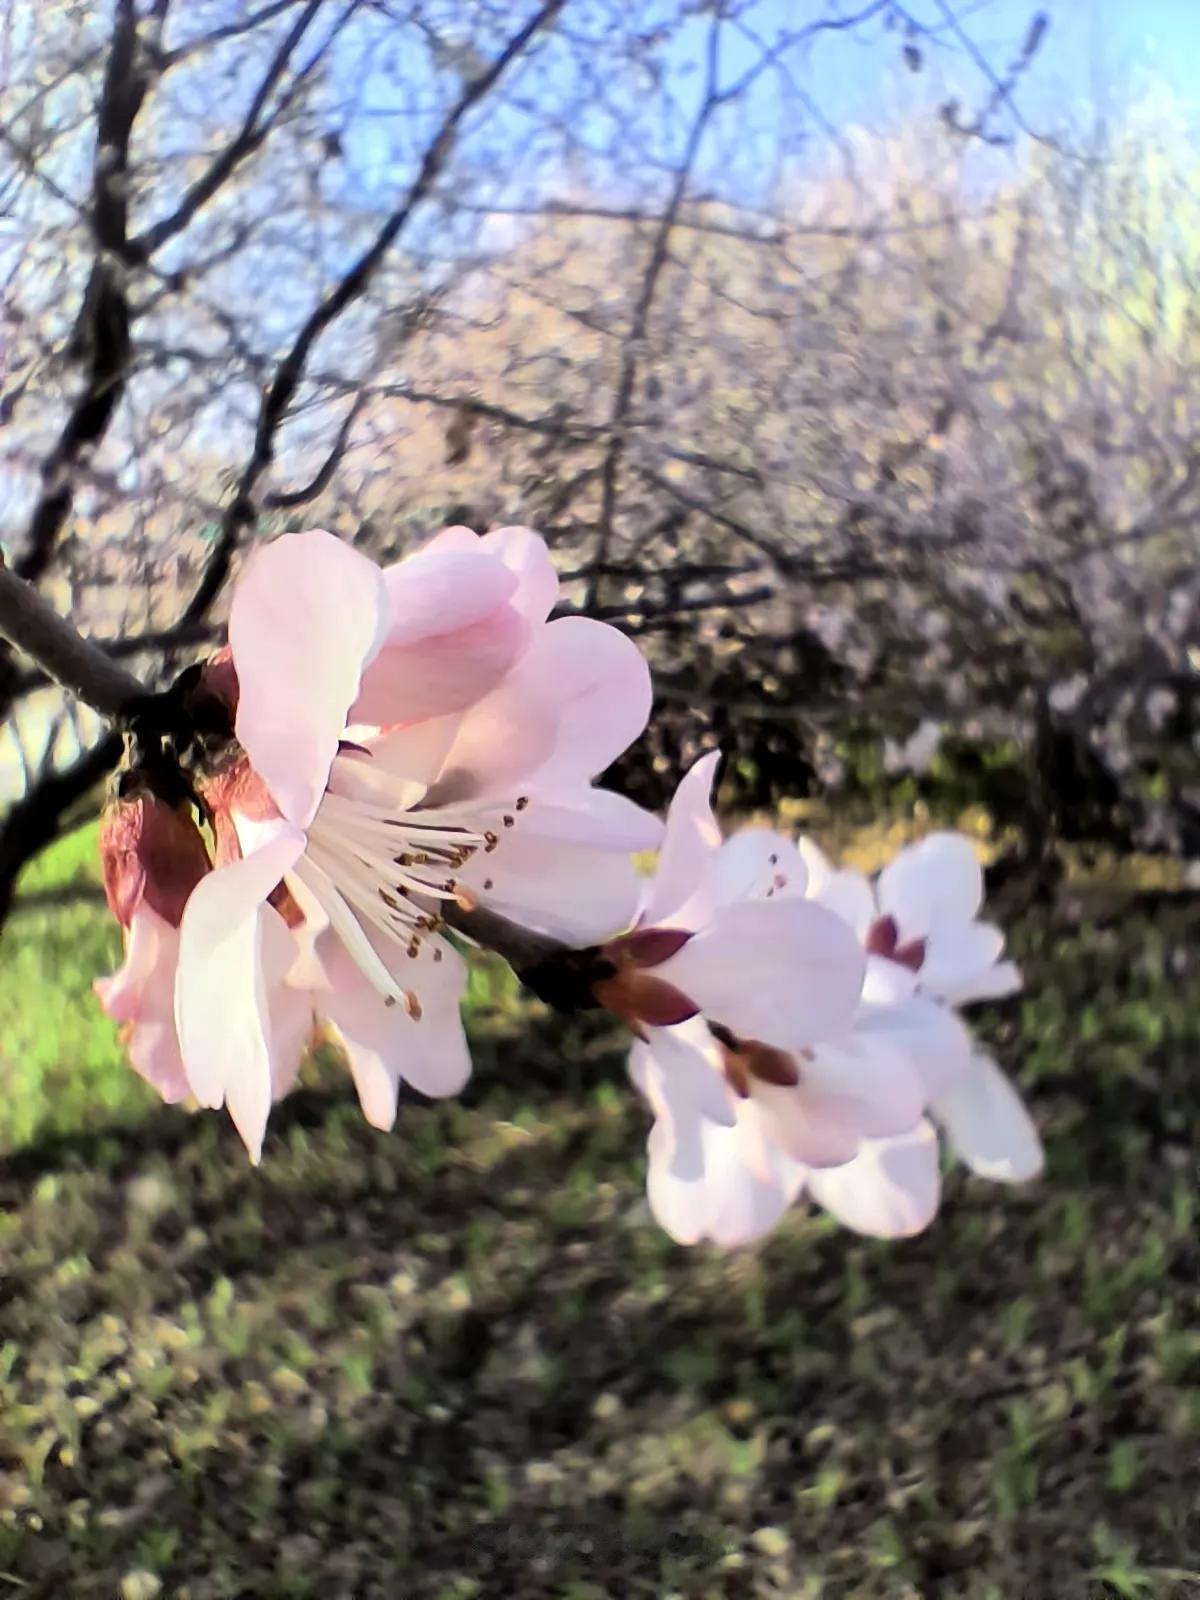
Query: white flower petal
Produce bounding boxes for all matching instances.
[806,1122,942,1237]
[933,1053,1043,1183]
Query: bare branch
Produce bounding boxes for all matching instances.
[180,0,566,627]
[0,564,146,719]
[130,0,327,261]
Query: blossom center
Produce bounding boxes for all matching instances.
[298,769,527,1013]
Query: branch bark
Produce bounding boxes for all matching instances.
[0,565,146,719]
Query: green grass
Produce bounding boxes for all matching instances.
[0,830,1198,1597]
[0,823,158,1152]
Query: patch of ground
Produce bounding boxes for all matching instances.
[0,837,1198,1598]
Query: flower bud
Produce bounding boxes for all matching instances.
[593,925,699,1033]
[100,787,211,929]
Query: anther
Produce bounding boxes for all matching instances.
[515,796,529,811]
[404,991,422,1020]
[502,814,515,828]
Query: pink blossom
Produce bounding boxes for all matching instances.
[174,525,658,1158]
[622,755,927,1247]
[95,790,212,1104]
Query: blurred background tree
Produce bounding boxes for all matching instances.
[8,0,1199,929]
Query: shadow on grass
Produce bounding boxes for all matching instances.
[1,900,1199,1598]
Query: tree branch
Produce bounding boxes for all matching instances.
[130,0,326,261]
[179,0,566,629]
[0,565,146,719]
[10,0,157,588]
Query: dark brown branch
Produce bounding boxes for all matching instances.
[180,0,566,628]
[264,392,368,508]
[0,736,120,930]
[11,0,157,588]
[0,565,147,719]
[159,0,307,69]
[130,0,326,261]
[442,900,566,974]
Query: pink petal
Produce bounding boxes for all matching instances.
[638,751,722,929]
[806,1122,941,1237]
[933,953,1023,1007]
[751,1080,864,1167]
[861,953,920,1007]
[353,604,529,726]
[418,524,482,556]
[801,1029,926,1138]
[656,896,865,1048]
[338,719,461,804]
[513,789,663,853]
[419,671,559,804]
[798,839,877,937]
[174,828,306,1160]
[380,546,517,642]
[920,922,1005,996]
[641,1018,738,1129]
[933,1053,1043,1182]
[714,827,808,905]
[231,530,389,829]
[457,831,642,945]
[320,935,471,1127]
[519,617,653,789]
[877,833,983,940]
[480,525,559,623]
[95,906,191,1104]
[642,1095,800,1248]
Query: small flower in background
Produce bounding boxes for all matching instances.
[796,833,1042,1235]
[617,754,927,1248]
[616,760,1042,1248]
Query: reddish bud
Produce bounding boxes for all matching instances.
[593,970,700,1033]
[195,645,239,719]
[709,1023,801,1099]
[100,790,211,929]
[865,913,924,971]
[200,756,278,829]
[617,925,694,968]
[892,937,926,972]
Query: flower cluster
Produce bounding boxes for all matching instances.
[613,754,1041,1247]
[97,525,1041,1246]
